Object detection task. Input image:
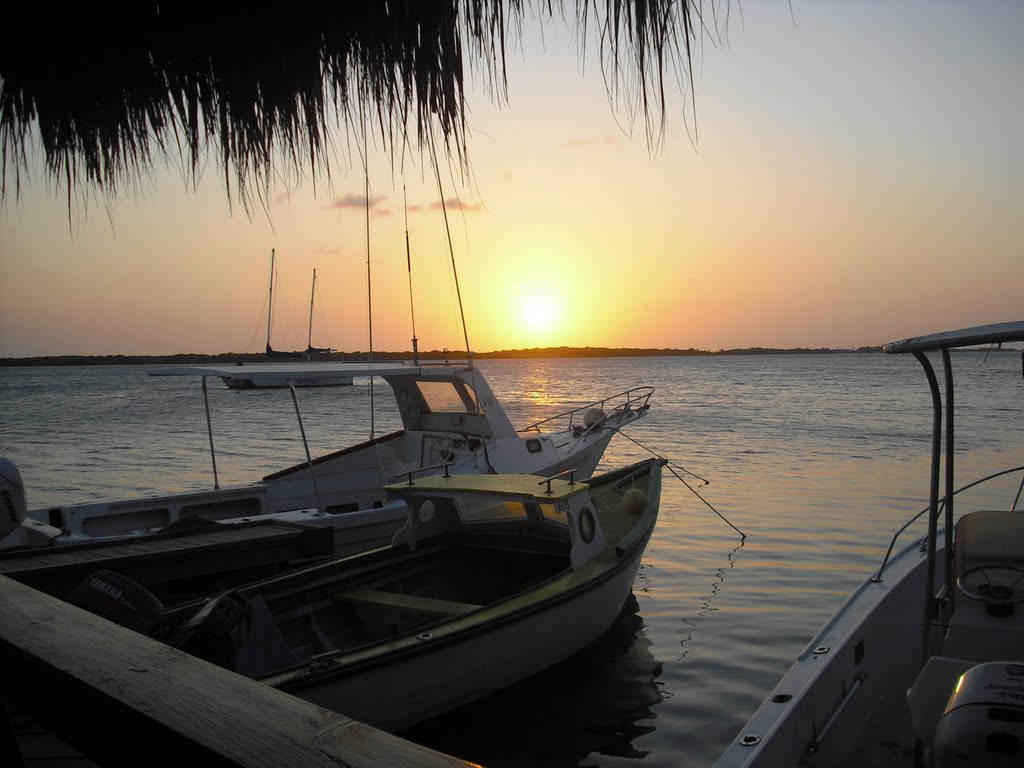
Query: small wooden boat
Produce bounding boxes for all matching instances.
[70,457,665,732]
[714,321,1024,768]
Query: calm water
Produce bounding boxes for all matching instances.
[2,352,1022,767]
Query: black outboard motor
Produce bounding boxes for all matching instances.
[164,592,250,669]
[67,570,167,638]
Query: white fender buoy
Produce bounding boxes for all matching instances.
[622,488,647,515]
[584,408,606,428]
[0,457,28,542]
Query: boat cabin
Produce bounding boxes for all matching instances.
[387,471,611,569]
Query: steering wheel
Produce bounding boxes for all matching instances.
[956,564,1024,604]
[427,436,456,465]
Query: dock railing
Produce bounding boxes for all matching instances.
[519,386,654,434]
[0,574,471,768]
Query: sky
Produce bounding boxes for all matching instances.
[1,2,1022,358]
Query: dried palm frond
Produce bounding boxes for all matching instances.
[0,1,709,212]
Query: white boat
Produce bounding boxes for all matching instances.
[69,456,665,733]
[2,360,654,558]
[226,254,353,389]
[715,320,1024,768]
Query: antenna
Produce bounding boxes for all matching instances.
[404,183,419,364]
[430,141,470,359]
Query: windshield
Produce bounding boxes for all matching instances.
[416,380,476,413]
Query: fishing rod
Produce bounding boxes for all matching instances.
[429,139,470,360]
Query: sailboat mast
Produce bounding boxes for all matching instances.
[306,268,317,363]
[265,248,275,362]
[404,184,419,365]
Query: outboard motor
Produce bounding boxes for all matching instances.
[934,661,1024,767]
[165,592,250,669]
[0,457,27,542]
[67,570,167,638]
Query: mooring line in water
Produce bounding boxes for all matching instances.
[611,428,747,540]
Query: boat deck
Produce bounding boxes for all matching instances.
[0,520,333,601]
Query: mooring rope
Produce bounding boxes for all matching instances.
[610,427,747,540]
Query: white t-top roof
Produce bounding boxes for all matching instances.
[883,321,1024,354]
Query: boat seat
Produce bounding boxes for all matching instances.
[906,655,974,748]
[332,588,482,617]
[954,510,1024,594]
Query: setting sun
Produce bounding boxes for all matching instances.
[521,293,558,333]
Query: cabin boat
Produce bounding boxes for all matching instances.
[3,361,653,560]
[69,457,666,733]
[714,320,1024,768]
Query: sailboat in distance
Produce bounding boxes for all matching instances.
[225,250,353,389]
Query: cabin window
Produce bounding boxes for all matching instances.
[457,496,529,523]
[539,502,568,526]
[416,380,475,414]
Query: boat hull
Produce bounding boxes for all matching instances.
[715,538,937,767]
[278,539,650,732]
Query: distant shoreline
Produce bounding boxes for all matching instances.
[0,346,886,367]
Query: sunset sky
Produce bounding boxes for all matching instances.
[1,2,1022,358]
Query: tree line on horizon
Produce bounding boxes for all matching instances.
[0,345,885,367]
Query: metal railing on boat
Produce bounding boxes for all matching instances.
[518,386,654,433]
[871,466,1024,583]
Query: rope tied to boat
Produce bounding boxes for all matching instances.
[610,427,746,540]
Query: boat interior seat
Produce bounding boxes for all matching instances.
[953,510,1024,590]
[332,587,482,617]
[906,655,974,748]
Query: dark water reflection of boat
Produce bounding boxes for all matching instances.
[402,591,664,766]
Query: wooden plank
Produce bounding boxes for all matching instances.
[0,575,471,768]
[334,588,482,617]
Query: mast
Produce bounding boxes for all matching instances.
[265,248,275,362]
[306,268,316,363]
[404,184,419,365]
[364,118,375,437]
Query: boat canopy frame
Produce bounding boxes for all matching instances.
[881,321,1024,664]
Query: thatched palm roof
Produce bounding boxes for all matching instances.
[0,2,704,210]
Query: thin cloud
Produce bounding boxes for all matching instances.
[323,193,389,211]
[429,197,484,213]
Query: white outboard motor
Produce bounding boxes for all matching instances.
[934,661,1024,767]
[0,457,28,542]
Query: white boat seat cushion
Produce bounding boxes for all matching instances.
[954,510,1024,583]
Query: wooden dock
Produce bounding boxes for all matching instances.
[0,520,334,601]
[0,575,475,767]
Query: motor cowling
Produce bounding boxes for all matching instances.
[0,457,27,542]
[67,570,167,638]
[934,661,1024,767]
